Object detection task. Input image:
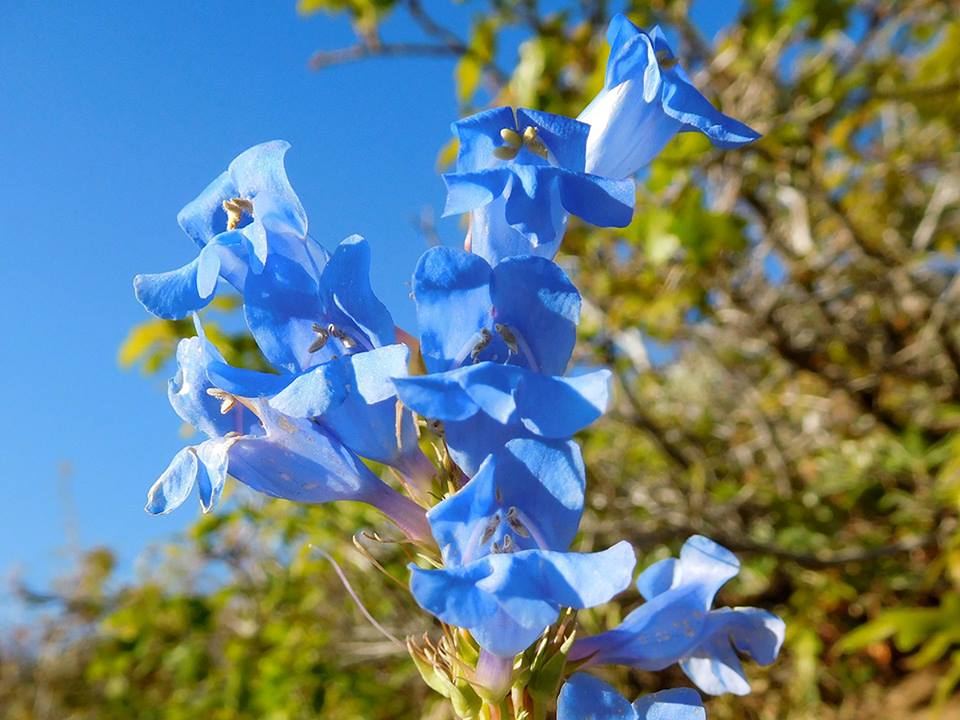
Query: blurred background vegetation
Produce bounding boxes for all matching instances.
[3,0,959,718]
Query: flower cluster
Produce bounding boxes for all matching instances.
[134,15,781,719]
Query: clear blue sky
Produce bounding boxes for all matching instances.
[0,1,735,614]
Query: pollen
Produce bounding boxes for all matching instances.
[222,197,254,230]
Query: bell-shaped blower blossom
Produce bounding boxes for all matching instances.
[569,535,785,696]
[143,322,430,544]
[409,439,635,658]
[134,141,327,320]
[395,247,610,475]
[444,107,635,265]
[579,15,760,179]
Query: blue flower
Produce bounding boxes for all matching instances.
[579,15,760,179]
[134,141,328,319]
[144,321,431,543]
[558,674,705,720]
[202,233,435,486]
[444,107,635,265]
[409,439,635,657]
[569,535,785,696]
[393,247,610,475]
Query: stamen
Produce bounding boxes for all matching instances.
[453,328,494,367]
[493,322,540,372]
[492,123,549,161]
[327,323,358,350]
[222,197,254,231]
[206,387,237,414]
[494,323,518,355]
[506,506,530,538]
[655,49,678,70]
[500,128,522,148]
[470,328,492,363]
[308,323,329,353]
[501,534,515,553]
[480,513,500,545]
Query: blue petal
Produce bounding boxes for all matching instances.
[636,557,678,600]
[579,83,682,177]
[469,198,568,266]
[675,535,740,597]
[572,583,716,669]
[632,688,705,720]
[411,246,494,373]
[394,373,481,422]
[556,170,635,228]
[273,345,418,467]
[228,140,307,240]
[661,68,760,148]
[396,365,610,475]
[205,362,291,398]
[452,107,518,173]
[318,235,396,350]
[443,169,512,216]
[269,343,414,419]
[517,370,611,437]
[443,411,536,477]
[243,253,324,373]
[570,536,743,668]
[410,542,635,657]
[195,437,231,513]
[427,439,586,565]
[134,253,217,320]
[490,255,580,375]
[516,109,590,172]
[557,673,636,720]
[502,166,566,250]
[604,14,660,96]
[225,405,385,504]
[680,608,785,696]
[145,447,199,515]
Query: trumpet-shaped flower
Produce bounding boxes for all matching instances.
[394,247,609,474]
[558,674,705,720]
[579,15,760,179]
[409,439,635,657]
[444,107,635,265]
[144,323,430,543]
[569,535,785,696]
[135,141,328,319]
[193,233,433,484]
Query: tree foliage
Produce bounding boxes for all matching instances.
[4,1,960,718]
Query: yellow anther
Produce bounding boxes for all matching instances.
[222,197,254,230]
[522,126,538,143]
[500,128,522,148]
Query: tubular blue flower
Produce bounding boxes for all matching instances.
[144,324,431,543]
[201,233,434,486]
[569,535,785,696]
[444,107,635,265]
[409,439,635,658]
[558,674,705,720]
[394,246,610,475]
[134,141,328,319]
[579,15,760,179]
